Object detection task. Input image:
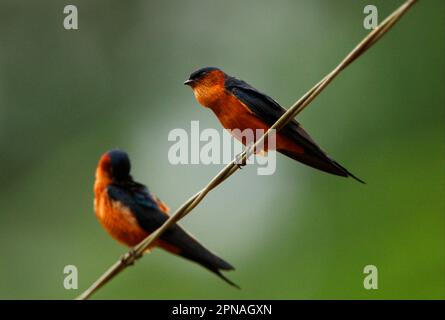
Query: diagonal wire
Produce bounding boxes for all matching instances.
[76,0,418,300]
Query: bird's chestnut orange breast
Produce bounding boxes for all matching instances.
[95,192,149,247]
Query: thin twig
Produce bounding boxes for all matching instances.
[76,0,417,300]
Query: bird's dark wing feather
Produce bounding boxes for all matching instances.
[225,76,365,183]
[107,182,236,283]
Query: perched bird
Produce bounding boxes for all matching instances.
[94,149,237,287]
[184,67,364,183]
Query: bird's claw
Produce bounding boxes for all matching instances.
[121,249,137,266]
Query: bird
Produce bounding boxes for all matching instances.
[184,67,364,183]
[93,149,238,287]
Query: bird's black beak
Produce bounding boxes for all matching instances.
[184,79,194,86]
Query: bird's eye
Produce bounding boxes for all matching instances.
[198,71,207,78]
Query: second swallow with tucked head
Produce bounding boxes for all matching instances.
[94,149,237,287]
[184,67,364,183]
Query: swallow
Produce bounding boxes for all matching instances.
[184,67,364,183]
[94,149,237,287]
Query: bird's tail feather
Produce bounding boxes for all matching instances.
[279,149,365,184]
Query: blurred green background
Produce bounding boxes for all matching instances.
[0,0,443,299]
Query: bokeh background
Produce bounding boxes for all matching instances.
[0,0,443,299]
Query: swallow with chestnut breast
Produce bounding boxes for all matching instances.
[184,67,364,183]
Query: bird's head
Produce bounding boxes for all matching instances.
[97,149,131,182]
[184,67,226,107]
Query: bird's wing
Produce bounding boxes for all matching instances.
[225,76,365,183]
[225,76,326,155]
[150,191,170,214]
[107,182,168,234]
[107,182,215,257]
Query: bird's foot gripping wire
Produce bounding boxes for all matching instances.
[120,249,137,266]
[234,152,247,169]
